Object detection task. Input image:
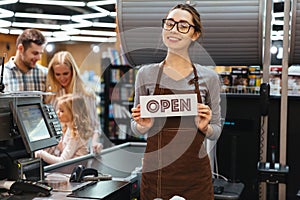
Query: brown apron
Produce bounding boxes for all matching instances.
[140,63,214,200]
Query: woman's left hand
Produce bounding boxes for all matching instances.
[194,103,212,134]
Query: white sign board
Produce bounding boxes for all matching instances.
[140,94,198,118]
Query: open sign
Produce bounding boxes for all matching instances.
[140,94,198,118]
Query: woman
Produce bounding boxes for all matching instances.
[131,3,222,200]
[45,51,102,154]
[36,94,93,164]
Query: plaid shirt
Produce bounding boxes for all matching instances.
[2,57,48,92]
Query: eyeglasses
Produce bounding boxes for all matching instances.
[162,18,195,34]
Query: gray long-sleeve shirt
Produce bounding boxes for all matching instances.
[131,63,222,140]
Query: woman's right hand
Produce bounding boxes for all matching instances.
[131,104,154,132]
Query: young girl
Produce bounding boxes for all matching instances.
[35,94,93,164]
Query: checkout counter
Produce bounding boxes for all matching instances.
[26,142,244,200]
[43,142,145,200]
[0,94,244,199]
[0,94,144,199]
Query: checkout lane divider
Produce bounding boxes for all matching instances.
[44,142,146,172]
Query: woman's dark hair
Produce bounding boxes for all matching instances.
[169,4,203,35]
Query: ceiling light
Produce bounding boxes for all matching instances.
[0,8,14,18]
[0,19,11,27]
[70,36,116,43]
[80,30,116,37]
[40,31,53,37]
[0,28,9,34]
[92,22,117,28]
[89,7,110,16]
[89,6,107,14]
[109,12,117,17]
[72,12,109,20]
[46,36,71,43]
[45,44,55,52]
[71,18,93,24]
[9,29,24,35]
[270,46,278,54]
[19,0,85,7]
[2,1,117,43]
[53,29,81,36]
[14,12,71,20]
[277,47,283,59]
[12,22,60,29]
[271,35,283,41]
[272,20,284,25]
[92,45,100,53]
[0,0,17,6]
[273,12,284,18]
[61,22,93,30]
[87,0,116,7]
[87,3,115,17]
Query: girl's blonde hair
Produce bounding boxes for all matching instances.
[57,94,93,140]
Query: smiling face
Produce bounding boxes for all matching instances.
[162,8,200,53]
[17,42,44,72]
[53,63,73,88]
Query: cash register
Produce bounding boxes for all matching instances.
[0,94,63,197]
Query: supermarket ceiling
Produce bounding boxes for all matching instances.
[0,0,117,43]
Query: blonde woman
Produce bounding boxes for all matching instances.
[45,51,102,154]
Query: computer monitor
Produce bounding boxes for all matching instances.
[10,99,59,153]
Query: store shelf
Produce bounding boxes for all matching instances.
[100,60,143,143]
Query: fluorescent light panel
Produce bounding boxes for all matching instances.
[80,30,116,37]
[12,22,60,29]
[72,12,109,20]
[19,0,85,7]
[271,35,283,41]
[53,29,81,36]
[272,20,284,25]
[0,0,18,6]
[14,12,71,20]
[0,28,9,34]
[61,22,93,30]
[87,0,116,6]
[9,29,24,35]
[109,12,117,17]
[92,22,116,28]
[40,31,53,37]
[277,47,283,59]
[88,6,116,17]
[70,36,116,42]
[0,8,14,18]
[0,19,11,27]
[273,12,284,18]
[3,1,117,43]
[46,36,71,43]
